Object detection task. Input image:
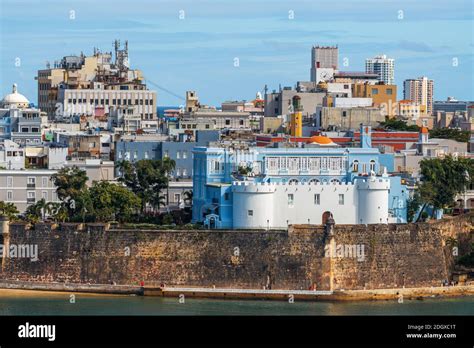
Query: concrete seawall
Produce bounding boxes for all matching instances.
[0,280,472,302]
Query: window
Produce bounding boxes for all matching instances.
[133,151,138,159]
[27,177,36,185]
[174,193,181,203]
[144,151,149,159]
[248,210,253,216]
[386,88,393,95]
[205,124,210,129]
[225,119,230,126]
[164,151,169,158]
[182,151,187,159]
[370,160,376,172]
[342,111,347,117]
[182,169,187,176]
[239,120,244,126]
[224,193,229,201]
[352,160,359,172]
[314,194,320,205]
[7,191,13,201]
[176,168,181,177]
[338,194,345,205]
[288,194,294,206]
[371,88,379,95]
[7,176,13,187]
[42,177,48,187]
[42,191,48,200]
[214,161,220,172]
[27,191,36,199]
[176,151,181,159]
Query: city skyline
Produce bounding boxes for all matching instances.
[0,0,473,106]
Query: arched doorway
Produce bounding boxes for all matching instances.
[322,211,333,225]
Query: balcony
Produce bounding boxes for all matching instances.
[27,183,36,189]
[27,198,36,204]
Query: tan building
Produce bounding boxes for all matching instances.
[394,128,469,176]
[264,87,325,118]
[403,76,434,115]
[0,169,60,213]
[64,159,115,186]
[316,106,385,131]
[353,82,397,116]
[260,116,285,134]
[398,100,426,119]
[181,91,251,131]
[57,132,102,159]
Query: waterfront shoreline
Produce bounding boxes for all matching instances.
[0,280,472,302]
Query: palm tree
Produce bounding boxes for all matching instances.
[0,201,19,221]
[35,199,48,220]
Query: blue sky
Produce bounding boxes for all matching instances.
[0,0,473,106]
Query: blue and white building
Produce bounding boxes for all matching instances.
[192,126,409,229]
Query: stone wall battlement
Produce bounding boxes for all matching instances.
[0,215,472,290]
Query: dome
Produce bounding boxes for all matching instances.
[1,84,30,108]
[308,135,335,145]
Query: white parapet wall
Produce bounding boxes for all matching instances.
[231,179,390,229]
[355,177,390,224]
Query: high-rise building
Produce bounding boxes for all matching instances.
[365,55,394,85]
[403,77,434,115]
[310,46,338,82]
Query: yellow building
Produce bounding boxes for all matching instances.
[352,82,397,116]
[398,99,425,119]
[290,96,303,137]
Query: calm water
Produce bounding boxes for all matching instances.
[0,290,473,315]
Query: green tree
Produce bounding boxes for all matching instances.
[0,201,19,221]
[48,202,68,223]
[25,200,43,223]
[418,155,474,216]
[407,191,422,222]
[51,167,89,217]
[89,181,141,222]
[379,118,420,132]
[429,128,470,143]
[116,158,175,213]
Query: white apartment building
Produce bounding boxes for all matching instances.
[58,88,157,127]
[0,140,25,170]
[365,55,395,85]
